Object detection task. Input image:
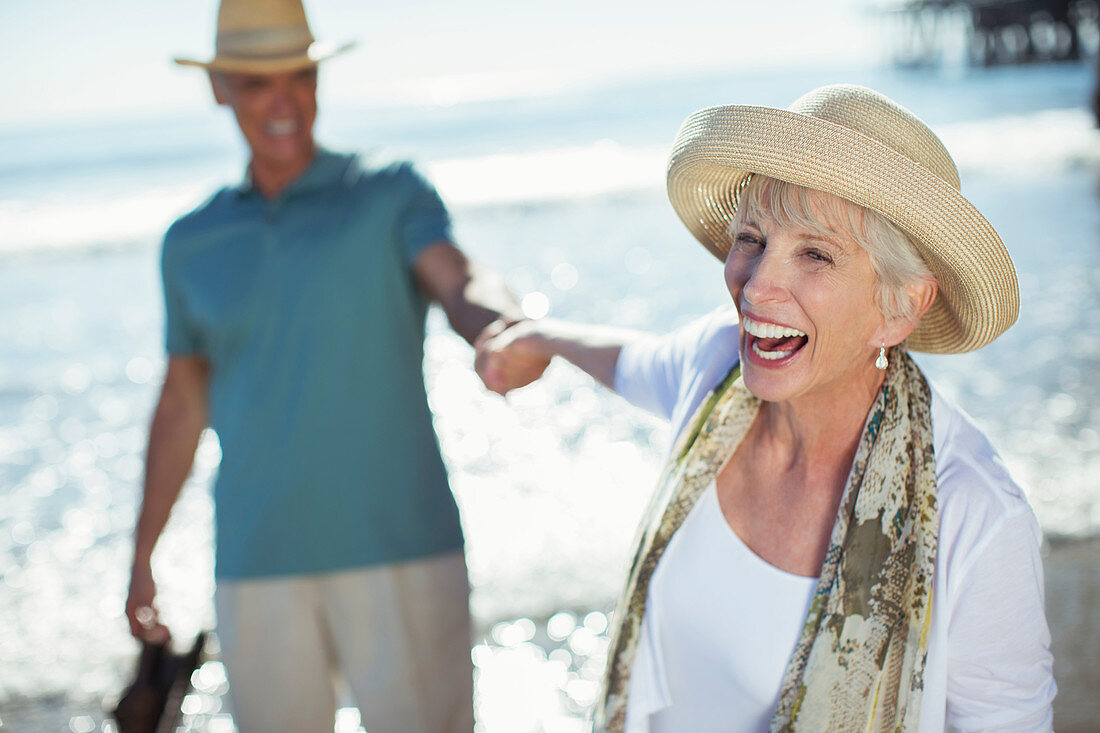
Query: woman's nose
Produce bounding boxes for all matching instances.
[741,252,790,304]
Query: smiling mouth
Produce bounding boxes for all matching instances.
[265,119,300,137]
[741,315,808,361]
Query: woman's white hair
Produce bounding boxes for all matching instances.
[730,175,935,323]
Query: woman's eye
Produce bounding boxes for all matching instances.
[806,248,833,264]
[734,233,763,250]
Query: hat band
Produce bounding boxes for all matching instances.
[215,26,315,58]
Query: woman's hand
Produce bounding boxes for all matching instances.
[475,319,553,395]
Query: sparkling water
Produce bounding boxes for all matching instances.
[1,61,1098,730]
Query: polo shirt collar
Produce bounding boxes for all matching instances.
[235,146,346,200]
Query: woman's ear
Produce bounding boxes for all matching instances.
[881,276,939,347]
[907,276,938,323]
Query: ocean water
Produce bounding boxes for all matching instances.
[1,61,1098,730]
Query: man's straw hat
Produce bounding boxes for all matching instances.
[666,84,1019,354]
[175,0,353,73]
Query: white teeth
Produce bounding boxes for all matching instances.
[267,120,298,136]
[741,316,806,339]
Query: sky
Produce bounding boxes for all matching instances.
[0,0,883,127]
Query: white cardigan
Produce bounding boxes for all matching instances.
[613,305,1056,732]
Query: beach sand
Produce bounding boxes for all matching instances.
[1044,535,1100,731]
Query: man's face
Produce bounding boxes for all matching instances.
[211,67,318,174]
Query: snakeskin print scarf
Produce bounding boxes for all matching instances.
[598,347,938,732]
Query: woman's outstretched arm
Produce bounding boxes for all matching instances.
[475,318,647,395]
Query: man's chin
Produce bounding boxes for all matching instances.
[253,141,315,168]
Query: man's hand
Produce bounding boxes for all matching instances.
[126,560,170,643]
[475,319,553,395]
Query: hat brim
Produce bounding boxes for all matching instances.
[666,104,1019,354]
[174,39,355,73]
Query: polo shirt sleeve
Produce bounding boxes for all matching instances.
[161,230,201,355]
[395,163,454,263]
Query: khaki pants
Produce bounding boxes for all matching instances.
[215,551,473,733]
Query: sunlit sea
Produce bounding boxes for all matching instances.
[1,61,1098,731]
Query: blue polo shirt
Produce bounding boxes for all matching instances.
[161,148,463,579]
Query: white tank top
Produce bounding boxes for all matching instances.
[625,481,819,732]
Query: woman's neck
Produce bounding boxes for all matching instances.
[754,366,886,480]
[715,369,888,576]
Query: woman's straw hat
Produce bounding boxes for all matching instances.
[175,0,354,73]
[666,84,1019,354]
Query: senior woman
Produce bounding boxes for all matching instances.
[476,84,1055,732]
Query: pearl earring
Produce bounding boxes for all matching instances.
[875,344,888,370]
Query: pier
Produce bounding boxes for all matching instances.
[880,0,1100,123]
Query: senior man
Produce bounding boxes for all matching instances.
[124,0,538,730]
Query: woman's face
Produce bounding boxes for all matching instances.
[725,201,888,407]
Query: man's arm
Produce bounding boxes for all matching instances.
[126,355,210,641]
[413,240,525,345]
[413,240,644,395]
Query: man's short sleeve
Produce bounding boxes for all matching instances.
[396,163,453,263]
[161,234,201,355]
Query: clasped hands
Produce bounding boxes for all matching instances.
[474,318,554,396]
